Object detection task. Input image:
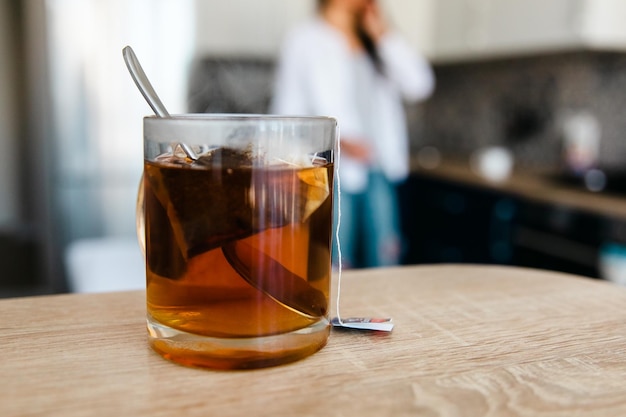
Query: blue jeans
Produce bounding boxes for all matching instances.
[332,171,402,268]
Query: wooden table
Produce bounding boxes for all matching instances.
[2,265,626,416]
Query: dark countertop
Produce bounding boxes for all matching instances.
[409,157,626,221]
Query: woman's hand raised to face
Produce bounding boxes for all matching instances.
[360,0,388,42]
[340,139,373,163]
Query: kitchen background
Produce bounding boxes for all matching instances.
[2,0,626,297]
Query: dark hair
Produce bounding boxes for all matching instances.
[317,0,384,74]
[317,0,329,10]
[356,24,384,74]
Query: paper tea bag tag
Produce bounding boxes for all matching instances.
[331,317,394,332]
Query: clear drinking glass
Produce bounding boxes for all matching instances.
[138,114,336,369]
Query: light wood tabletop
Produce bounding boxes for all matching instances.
[2,264,626,416]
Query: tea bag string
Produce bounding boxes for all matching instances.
[335,128,344,325]
[332,130,394,332]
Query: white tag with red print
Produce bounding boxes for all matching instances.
[331,317,394,332]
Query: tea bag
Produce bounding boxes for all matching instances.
[145,149,256,267]
[146,148,328,257]
[144,147,330,281]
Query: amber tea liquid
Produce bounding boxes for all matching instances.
[144,150,333,369]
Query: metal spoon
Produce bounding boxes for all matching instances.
[222,241,327,319]
[123,45,326,319]
[122,45,198,160]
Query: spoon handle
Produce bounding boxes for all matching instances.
[222,241,327,319]
[123,46,198,160]
[123,46,170,117]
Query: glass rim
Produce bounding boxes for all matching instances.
[144,113,337,123]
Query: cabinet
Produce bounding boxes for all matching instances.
[399,173,611,279]
[431,0,626,62]
[193,1,435,57]
[194,1,315,56]
[399,174,519,266]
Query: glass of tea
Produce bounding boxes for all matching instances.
[139,114,336,369]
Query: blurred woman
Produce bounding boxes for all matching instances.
[271,0,434,268]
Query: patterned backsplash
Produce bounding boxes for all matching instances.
[421,52,626,171]
[188,51,626,171]
[188,57,274,115]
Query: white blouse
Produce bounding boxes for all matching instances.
[271,18,434,192]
